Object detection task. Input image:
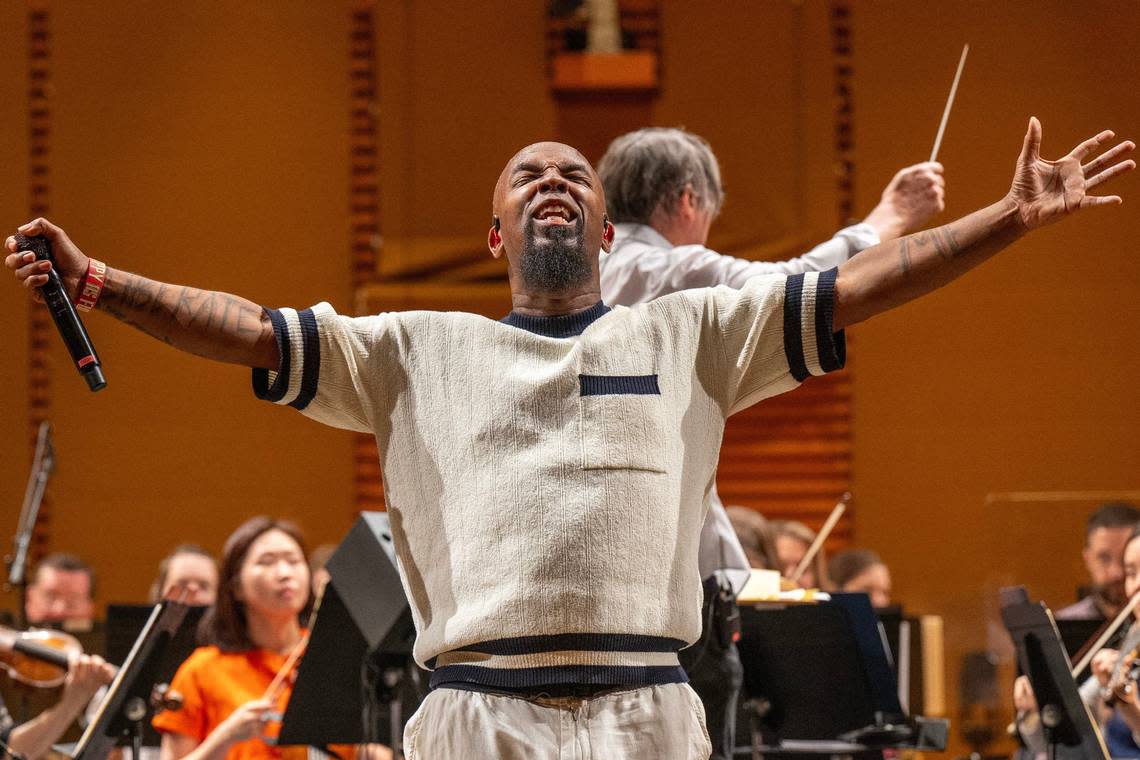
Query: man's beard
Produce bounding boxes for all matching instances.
[518,217,591,292]
[1095,579,1127,609]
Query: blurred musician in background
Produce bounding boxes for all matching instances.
[1058,502,1140,621]
[1,553,114,759]
[725,506,780,570]
[24,554,96,629]
[149,545,219,605]
[829,548,892,609]
[772,520,831,591]
[81,545,222,760]
[152,517,389,760]
[1016,522,1140,759]
[0,643,114,760]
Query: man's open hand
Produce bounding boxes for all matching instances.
[1009,118,1135,230]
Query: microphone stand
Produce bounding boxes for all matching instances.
[6,422,54,628]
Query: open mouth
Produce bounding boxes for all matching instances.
[532,199,578,226]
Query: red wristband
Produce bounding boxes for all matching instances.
[76,258,107,312]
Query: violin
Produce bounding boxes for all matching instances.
[1101,627,1140,707]
[0,624,81,688]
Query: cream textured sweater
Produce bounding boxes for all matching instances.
[254,270,844,691]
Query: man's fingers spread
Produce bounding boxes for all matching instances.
[1087,160,1136,189]
[1070,130,1114,161]
[1083,141,1135,174]
[1080,194,1123,208]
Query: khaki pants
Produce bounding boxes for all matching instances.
[403,683,712,759]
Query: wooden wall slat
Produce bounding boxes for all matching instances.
[26,2,52,564]
[349,2,385,516]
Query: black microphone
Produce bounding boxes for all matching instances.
[14,233,106,391]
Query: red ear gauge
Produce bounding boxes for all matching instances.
[490,229,501,247]
[603,223,615,244]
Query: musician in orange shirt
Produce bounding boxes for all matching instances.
[152,517,389,760]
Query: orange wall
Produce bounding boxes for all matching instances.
[0,2,30,559]
[852,0,1140,748]
[1,3,358,612]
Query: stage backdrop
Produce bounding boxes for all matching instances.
[1,5,1137,757]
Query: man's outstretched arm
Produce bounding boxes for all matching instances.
[833,118,1135,330]
[4,219,280,370]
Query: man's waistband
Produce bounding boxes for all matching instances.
[427,633,689,692]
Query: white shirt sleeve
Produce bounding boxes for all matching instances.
[697,268,846,416]
[646,223,879,294]
[252,302,390,433]
[699,489,752,595]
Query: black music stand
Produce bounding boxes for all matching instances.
[102,603,207,749]
[71,601,197,760]
[277,513,420,756]
[736,593,947,758]
[1000,587,1109,760]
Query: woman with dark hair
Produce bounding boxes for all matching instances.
[829,548,892,609]
[152,517,382,760]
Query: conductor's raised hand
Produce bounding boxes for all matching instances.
[1009,118,1135,230]
[4,218,91,302]
[864,161,946,240]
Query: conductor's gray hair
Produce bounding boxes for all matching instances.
[597,127,724,225]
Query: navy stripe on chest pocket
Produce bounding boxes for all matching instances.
[579,374,660,396]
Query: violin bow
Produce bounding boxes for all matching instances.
[930,44,969,163]
[261,587,325,705]
[790,492,850,585]
[1071,587,1140,678]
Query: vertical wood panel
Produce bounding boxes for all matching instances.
[26,3,53,566]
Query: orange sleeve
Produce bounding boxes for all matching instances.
[152,650,210,740]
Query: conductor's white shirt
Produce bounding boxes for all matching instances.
[599,221,879,594]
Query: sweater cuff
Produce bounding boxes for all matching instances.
[783,267,846,382]
[251,305,322,410]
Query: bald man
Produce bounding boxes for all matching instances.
[6,124,1133,758]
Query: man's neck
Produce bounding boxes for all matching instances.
[509,289,602,317]
[646,209,709,248]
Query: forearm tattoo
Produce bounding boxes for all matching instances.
[898,223,965,276]
[100,271,267,355]
[898,237,913,275]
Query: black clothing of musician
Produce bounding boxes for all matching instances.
[679,577,743,760]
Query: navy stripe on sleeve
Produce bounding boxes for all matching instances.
[252,308,292,402]
[288,308,321,410]
[814,268,846,373]
[579,374,660,396]
[783,273,809,382]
